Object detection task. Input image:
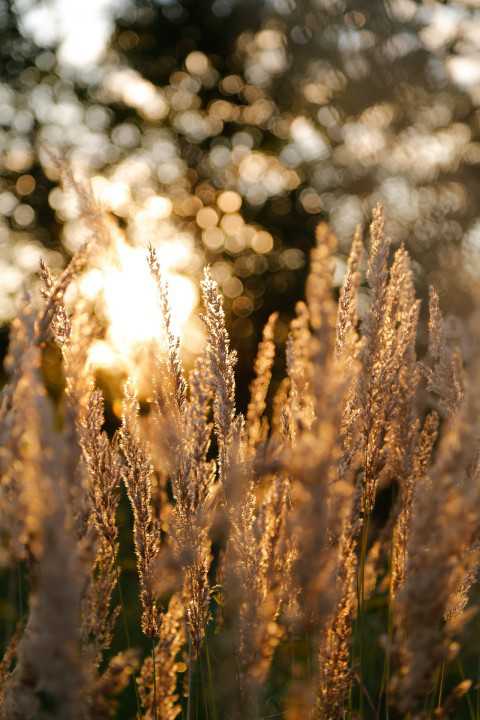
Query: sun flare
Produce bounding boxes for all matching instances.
[69,225,201,378]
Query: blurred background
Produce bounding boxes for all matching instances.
[2,0,480,401]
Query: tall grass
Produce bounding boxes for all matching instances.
[0,192,479,720]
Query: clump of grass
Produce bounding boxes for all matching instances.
[1,186,480,720]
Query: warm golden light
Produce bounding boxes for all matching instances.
[69,226,200,377]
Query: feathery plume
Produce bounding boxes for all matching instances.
[246,312,278,451]
[119,382,160,637]
[148,245,187,410]
[200,267,237,489]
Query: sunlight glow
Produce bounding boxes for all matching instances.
[71,228,199,375]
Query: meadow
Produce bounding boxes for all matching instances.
[0,188,479,720]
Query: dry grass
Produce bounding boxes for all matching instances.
[0,194,479,720]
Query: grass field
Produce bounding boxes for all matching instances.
[0,197,479,720]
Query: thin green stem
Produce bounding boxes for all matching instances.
[437,659,446,711]
[114,555,142,719]
[359,514,370,608]
[379,597,393,720]
[200,652,209,720]
[152,637,158,720]
[205,638,218,720]
[356,511,371,716]
[187,633,193,720]
[115,563,132,647]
